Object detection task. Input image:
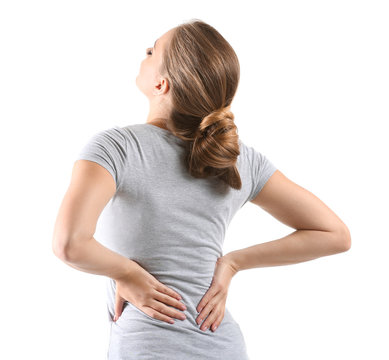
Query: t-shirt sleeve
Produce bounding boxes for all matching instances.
[75,126,127,190]
[246,144,278,202]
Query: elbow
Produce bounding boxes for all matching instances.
[333,224,352,253]
[52,236,74,262]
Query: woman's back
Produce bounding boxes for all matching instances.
[76,123,277,359]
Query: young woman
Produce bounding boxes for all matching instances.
[52,19,351,359]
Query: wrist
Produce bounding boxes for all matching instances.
[113,258,138,282]
[220,252,240,276]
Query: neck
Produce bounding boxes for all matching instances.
[146,98,172,130]
[146,114,171,131]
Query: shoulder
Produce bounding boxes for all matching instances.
[94,123,148,137]
[237,138,273,166]
[88,125,128,146]
[121,123,150,137]
[237,138,259,167]
[93,123,149,149]
[238,138,262,155]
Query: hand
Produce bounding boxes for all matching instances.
[196,255,239,332]
[113,260,187,324]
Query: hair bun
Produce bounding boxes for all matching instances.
[196,105,234,138]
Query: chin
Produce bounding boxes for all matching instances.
[135,76,145,93]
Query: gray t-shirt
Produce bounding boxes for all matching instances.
[76,123,277,360]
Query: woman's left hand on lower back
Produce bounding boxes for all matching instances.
[195,255,238,332]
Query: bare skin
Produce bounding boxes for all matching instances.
[135,27,176,130]
[52,160,188,324]
[53,26,351,332]
[194,170,350,331]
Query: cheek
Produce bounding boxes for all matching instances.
[140,61,158,83]
[139,59,146,73]
[143,61,155,78]
[137,60,157,94]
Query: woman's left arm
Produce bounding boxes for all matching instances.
[226,169,351,272]
[196,169,351,332]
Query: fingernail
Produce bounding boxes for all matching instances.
[113,315,117,322]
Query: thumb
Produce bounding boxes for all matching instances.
[114,288,125,322]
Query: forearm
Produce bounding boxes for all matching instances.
[226,229,348,272]
[55,236,135,281]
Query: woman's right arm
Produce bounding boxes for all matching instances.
[52,159,187,323]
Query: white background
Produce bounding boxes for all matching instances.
[1,1,388,359]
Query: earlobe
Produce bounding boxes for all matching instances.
[152,82,161,95]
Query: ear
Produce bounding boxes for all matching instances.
[153,77,169,95]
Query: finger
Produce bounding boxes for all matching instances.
[196,299,214,326]
[196,286,219,313]
[114,290,125,322]
[200,308,220,332]
[154,290,187,311]
[211,312,224,332]
[156,283,183,301]
[150,299,187,321]
[143,305,182,324]
[196,291,223,325]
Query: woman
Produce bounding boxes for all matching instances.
[52,19,351,359]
